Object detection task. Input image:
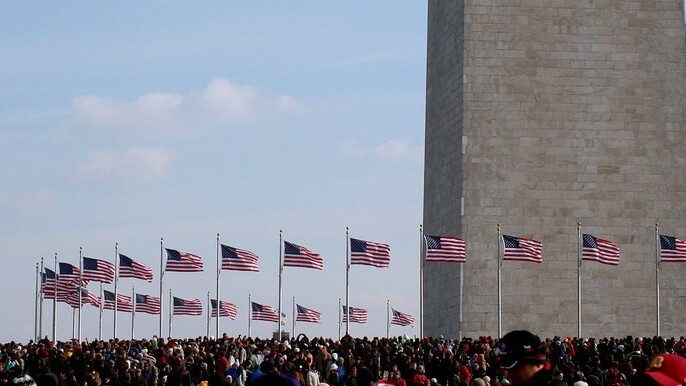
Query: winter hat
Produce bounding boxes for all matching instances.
[497,330,547,369]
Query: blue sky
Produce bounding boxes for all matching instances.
[0,2,428,341]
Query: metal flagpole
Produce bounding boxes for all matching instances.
[53,253,58,342]
[159,238,164,338]
[577,223,582,338]
[278,230,283,340]
[72,308,76,339]
[78,246,83,342]
[98,283,103,341]
[216,234,220,338]
[168,288,173,338]
[419,225,424,338]
[131,286,135,340]
[386,299,390,339]
[345,227,350,336]
[292,296,295,338]
[39,258,45,340]
[34,262,39,342]
[248,294,252,337]
[497,225,502,338]
[338,298,342,340]
[655,223,662,336]
[206,291,210,338]
[114,243,119,339]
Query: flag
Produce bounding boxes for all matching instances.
[58,262,81,283]
[135,294,161,315]
[63,287,100,309]
[390,308,415,327]
[283,241,323,270]
[342,306,368,323]
[296,304,322,323]
[165,249,203,272]
[424,235,466,263]
[42,268,57,299]
[172,297,203,316]
[221,244,260,272]
[119,254,153,282]
[82,257,116,283]
[211,299,238,319]
[350,238,391,268]
[103,290,133,312]
[582,234,620,266]
[660,235,686,262]
[502,235,543,263]
[251,302,279,322]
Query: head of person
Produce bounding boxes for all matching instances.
[497,330,549,384]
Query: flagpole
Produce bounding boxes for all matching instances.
[53,253,58,341]
[98,283,103,341]
[34,262,40,342]
[39,258,45,340]
[278,230,283,340]
[72,308,76,339]
[577,222,582,338]
[216,233,220,339]
[497,224,502,338]
[345,227,350,336]
[78,246,83,342]
[114,242,119,339]
[338,298,342,340]
[386,299,390,339]
[292,296,296,338]
[131,286,135,340]
[248,294,252,337]
[168,288,172,338]
[655,223,661,337]
[206,291,210,338]
[419,224,424,339]
[160,237,164,338]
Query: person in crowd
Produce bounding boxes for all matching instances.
[496,330,565,386]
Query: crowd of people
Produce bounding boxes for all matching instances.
[0,331,684,386]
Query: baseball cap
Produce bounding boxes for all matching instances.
[644,353,686,386]
[497,330,547,369]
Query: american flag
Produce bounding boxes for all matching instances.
[165,249,203,272]
[502,235,543,263]
[211,299,238,319]
[221,244,260,272]
[82,257,116,283]
[63,287,100,309]
[135,294,161,315]
[251,302,279,322]
[172,297,203,316]
[41,268,57,299]
[350,238,391,268]
[425,235,466,263]
[119,254,153,282]
[660,235,686,262]
[283,241,323,270]
[582,234,620,266]
[296,304,322,323]
[58,262,81,282]
[390,308,415,326]
[342,306,368,323]
[103,290,133,312]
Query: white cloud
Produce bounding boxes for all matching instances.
[68,78,301,138]
[200,78,258,121]
[75,147,176,182]
[341,138,423,162]
[275,95,303,114]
